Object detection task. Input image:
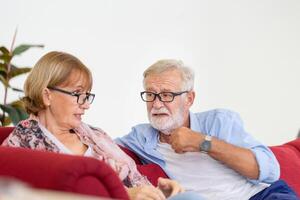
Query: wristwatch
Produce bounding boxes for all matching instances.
[200,135,212,153]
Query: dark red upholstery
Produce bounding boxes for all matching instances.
[2,127,300,197]
[120,146,168,186]
[0,127,12,143]
[0,127,129,199]
[270,139,300,196]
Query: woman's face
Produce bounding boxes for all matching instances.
[45,72,92,130]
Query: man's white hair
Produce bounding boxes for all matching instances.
[143,59,195,91]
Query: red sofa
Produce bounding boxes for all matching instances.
[0,127,129,199]
[1,127,300,198]
[121,139,300,197]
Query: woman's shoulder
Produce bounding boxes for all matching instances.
[2,119,54,150]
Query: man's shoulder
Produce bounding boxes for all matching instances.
[194,108,241,120]
[117,123,157,146]
[131,123,156,135]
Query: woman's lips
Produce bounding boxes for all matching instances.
[74,114,83,120]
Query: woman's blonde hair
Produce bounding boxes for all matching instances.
[23,51,92,115]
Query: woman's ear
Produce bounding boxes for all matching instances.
[42,88,51,107]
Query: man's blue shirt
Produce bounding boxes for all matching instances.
[116,109,280,184]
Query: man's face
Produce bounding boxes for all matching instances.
[143,69,193,134]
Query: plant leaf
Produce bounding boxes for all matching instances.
[0,63,7,76]
[0,114,12,126]
[0,75,9,87]
[8,65,31,79]
[0,101,28,125]
[0,46,12,63]
[15,108,28,122]
[0,46,10,54]
[10,100,28,122]
[0,104,20,125]
[0,54,12,64]
[11,87,24,92]
[12,44,44,56]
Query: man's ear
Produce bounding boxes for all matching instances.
[186,90,195,107]
[42,88,51,106]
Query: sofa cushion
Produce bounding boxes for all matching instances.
[0,146,129,199]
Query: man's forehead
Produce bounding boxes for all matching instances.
[144,73,182,91]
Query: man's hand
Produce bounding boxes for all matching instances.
[157,177,184,198]
[169,127,203,153]
[127,185,166,200]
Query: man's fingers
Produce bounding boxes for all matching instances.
[157,178,185,198]
[142,186,165,200]
[168,185,183,197]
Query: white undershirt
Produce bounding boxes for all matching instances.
[157,142,268,200]
[40,124,92,157]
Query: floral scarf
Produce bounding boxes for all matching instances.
[2,117,150,187]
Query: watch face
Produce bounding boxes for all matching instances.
[201,141,211,152]
[203,142,209,149]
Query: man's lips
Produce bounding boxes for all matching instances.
[152,113,169,117]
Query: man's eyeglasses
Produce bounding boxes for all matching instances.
[47,87,95,105]
[140,91,188,102]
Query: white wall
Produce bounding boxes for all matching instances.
[1,0,299,145]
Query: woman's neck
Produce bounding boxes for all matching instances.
[37,110,70,136]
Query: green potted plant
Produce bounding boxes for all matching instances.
[0,31,43,126]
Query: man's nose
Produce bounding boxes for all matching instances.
[152,96,164,108]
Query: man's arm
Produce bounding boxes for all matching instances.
[168,110,280,183]
[168,127,259,179]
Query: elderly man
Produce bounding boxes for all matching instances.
[116,59,298,200]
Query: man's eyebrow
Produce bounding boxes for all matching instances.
[145,89,174,93]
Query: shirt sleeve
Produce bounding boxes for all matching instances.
[203,109,280,184]
[115,126,147,157]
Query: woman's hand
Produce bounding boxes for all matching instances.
[157,178,185,198]
[127,185,166,200]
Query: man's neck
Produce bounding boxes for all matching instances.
[159,133,172,144]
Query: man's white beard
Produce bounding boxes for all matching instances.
[148,106,184,135]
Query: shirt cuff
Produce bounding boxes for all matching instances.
[248,147,280,184]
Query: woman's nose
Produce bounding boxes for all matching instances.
[80,101,91,109]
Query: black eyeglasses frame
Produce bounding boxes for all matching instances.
[47,86,95,105]
[140,91,188,103]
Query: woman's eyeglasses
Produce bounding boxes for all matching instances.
[47,87,95,105]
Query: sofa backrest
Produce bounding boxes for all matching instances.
[0,127,13,143]
[270,139,300,196]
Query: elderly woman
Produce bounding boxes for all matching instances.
[1,51,195,200]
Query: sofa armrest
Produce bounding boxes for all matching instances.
[0,146,129,199]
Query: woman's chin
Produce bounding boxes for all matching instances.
[71,119,82,128]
